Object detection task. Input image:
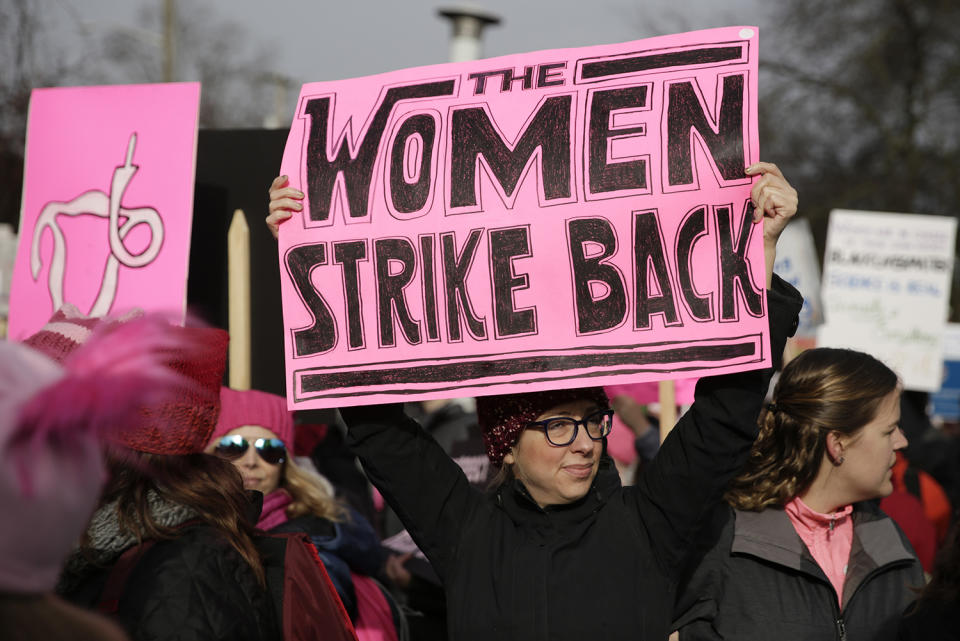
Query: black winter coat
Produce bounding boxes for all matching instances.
[672,502,924,641]
[897,598,960,641]
[61,523,280,641]
[342,277,802,641]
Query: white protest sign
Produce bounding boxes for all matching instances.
[773,217,822,339]
[819,209,956,391]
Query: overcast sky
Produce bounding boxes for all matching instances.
[67,0,771,85]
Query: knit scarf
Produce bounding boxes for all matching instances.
[56,489,198,594]
[257,489,293,531]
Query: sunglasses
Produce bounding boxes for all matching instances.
[213,435,287,465]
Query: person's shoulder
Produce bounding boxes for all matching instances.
[272,514,337,538]
[142,524,251,577]
[899,598,960,641]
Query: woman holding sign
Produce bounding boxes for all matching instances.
[266,162,802,641]
[671,348,924,641]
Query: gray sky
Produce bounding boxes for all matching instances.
[68,0,770,86]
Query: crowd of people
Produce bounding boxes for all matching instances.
[1,160,958,641]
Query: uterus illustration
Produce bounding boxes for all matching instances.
[30,133,164,317]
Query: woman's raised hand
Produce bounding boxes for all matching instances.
[266,175,305,239]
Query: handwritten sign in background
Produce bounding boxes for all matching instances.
[773,217,822,340]
[819,209,957,391]
[279,27,767,409]
[8,83,201,340]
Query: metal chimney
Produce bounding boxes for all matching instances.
[437,4,502,62]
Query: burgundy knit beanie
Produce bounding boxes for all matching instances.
[22,303,120,360]
[476,387,609,466]
[22,304,228,455]
[211,387,294,446]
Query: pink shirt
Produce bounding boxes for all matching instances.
[785,496,854,606]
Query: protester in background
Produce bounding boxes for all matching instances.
[298,419,380,525]
[378,398,489,641]
[603,380,697,485]
[898,390,960,524]
[267,162,802,640]
[39,311,282,641]
[887,449,953,545]
[604,386,659,485]
[208,386,402,641]
[898,518,960,640]
[672,348,925,641]
[880,485,937,573]
[0,308,196,641]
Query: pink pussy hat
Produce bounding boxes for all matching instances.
[212,387,294,447]
[0,308,199,593]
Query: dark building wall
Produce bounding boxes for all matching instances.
[189,128,288,396]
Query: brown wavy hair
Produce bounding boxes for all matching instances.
[97,452,265,586]
[725,348,899,511]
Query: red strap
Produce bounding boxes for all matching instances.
[97,540,157,614]
[276,532,358,641]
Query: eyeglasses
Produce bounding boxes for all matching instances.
[526,409,614,447]
[213,435,287,465]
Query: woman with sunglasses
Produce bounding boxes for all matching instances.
[269,163,804,640]
[207,387,403,641]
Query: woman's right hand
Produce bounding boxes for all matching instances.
[266,175,305,239]
[384,552,413,588]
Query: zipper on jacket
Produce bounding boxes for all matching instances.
[835,616,847,641]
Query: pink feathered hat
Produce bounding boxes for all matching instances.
[22,304,228,455]
[1,307,199,593]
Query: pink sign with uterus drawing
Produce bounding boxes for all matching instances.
[8,83,201,340]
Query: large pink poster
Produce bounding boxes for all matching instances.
[8,82,201,340]
[279,27,767,409]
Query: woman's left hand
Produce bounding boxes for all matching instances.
[746,162,798,246]
[746,162,798,287]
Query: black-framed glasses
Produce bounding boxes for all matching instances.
[213,435,287,465]
[526,409,614,446]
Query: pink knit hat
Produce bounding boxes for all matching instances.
[211,387,294,447]
[22,304,228,455]
[476,387,608,466]
[1,310,197,593]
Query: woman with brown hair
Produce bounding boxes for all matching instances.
[0,309,198,641]
[60,452,279,640]
[31,310,281,641]
[672,348,925,641]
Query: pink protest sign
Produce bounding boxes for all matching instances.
[8,82,201,340]
[279,27,767,409]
